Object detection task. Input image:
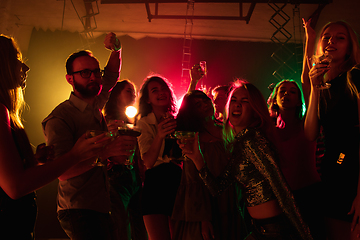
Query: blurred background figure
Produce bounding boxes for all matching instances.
[104,80,136,123]
[268,79,326,239]
[103,79,148,240]
[211,84,231,122]
[136,75,182,240]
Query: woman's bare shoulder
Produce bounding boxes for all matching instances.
[0,103,10,121]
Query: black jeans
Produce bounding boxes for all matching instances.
[58,209,117,240]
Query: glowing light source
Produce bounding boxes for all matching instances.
[176,94,186,111]
[125,106,138,118]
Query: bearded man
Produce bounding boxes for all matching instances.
[42,33,137,240]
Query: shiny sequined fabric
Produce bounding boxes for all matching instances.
[199,128,312,240]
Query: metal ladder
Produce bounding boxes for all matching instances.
[181,0,195,88]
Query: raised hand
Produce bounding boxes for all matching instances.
[104,32,121,51]
[302,18,316,42]
[190,64,205,83]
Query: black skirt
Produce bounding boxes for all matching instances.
[141,162,182,216]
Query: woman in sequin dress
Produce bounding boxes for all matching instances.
[178,80,312,240]
[303,20,360,239]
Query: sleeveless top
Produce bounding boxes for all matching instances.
[0,123,37,237]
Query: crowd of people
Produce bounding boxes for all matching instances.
[1,17,360,240]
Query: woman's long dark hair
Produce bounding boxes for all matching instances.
[137,74,177,119]
[267,79,306,128]
[103,79,135,122]
[176,90,214,132]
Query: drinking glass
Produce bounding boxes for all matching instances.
[85,130,115,166]
[200,61,207,77]
[174,131,196,160]
[159,112,176,139]
[117,124,141,169]
[312,54,333,90]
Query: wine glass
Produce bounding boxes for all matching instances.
[85,130,115,166]
[174,131,196,160]
[199,61,207,90]
[200,61,207,77]
[159,112,176,139]
[117,124,141,169]
[311,53,333,90]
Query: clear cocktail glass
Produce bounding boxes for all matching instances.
[85,130,116,166]
[174,131,196,160]
[311,53,333,90]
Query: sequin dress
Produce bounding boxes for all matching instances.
[199,128,312,240]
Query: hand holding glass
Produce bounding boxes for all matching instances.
[117,124,141,168]
[174,131,196,160]
[85,130,115,166]
[159,113,176,139]
[312,54,332,89]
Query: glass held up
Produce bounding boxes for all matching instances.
[85,124,141,167]
[159,112,176,139]
[117,124,141,169]
[174,131,196,160]
[311,53,333,90]
[200,61,207,77]
[199,61,207,90]
[85,130,117,166]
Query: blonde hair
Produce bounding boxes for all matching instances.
[0,35,25,128]
[317,21,360,71]
[317,21,360,99]
[223,79,274,150]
